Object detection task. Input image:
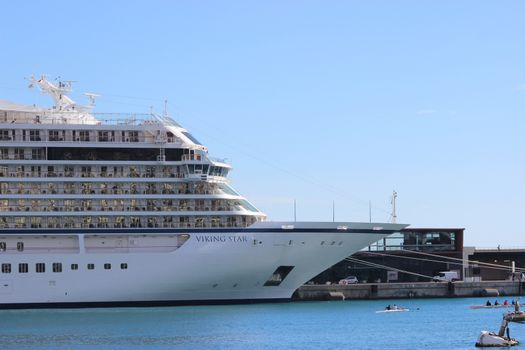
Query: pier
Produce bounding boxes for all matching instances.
[293,280,525,301]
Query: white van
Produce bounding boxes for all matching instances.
[432,271,459,282]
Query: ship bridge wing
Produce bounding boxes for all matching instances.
[151,114,207,151]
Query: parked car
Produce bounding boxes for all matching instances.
[338,276,359,285]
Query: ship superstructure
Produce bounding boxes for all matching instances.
[0,77,406,308]
[0,76,265,230]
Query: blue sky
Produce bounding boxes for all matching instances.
[1,1,524,247]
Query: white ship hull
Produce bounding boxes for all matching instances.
[0,77,408,308]
[0,222,404,308]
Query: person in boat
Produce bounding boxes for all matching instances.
[385,305,391,310]
[486,300,492,306]
[392,304,398,310]
[504,300,509,306]
[495,300,500,306]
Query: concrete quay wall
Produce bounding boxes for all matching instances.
[294,281,525,301]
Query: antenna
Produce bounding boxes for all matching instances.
[294,199,297,222]
[28,75,76,111]
[332,200,335,222]
[84,93,100,107]
[163,99,168,117]
[390,190,398,224]
[369,200,372,223]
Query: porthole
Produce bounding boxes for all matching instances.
[36,263,45,273]
[19,263,28,273]
[1,263,11,273]
[52,263,62,273]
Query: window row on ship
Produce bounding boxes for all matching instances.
[0,146,209,162]
[0,161,228,178]
[0,262,129,274]
[0,181,232,196]
[0,233,190,254]
[0,198,255,213]
[0,214,259,228]
[0,127,177,144]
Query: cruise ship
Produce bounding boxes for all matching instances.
[0,76,407,308]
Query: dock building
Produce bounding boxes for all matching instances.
[314,228,525,285]
[313,227,465,284]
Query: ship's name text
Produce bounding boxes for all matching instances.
[195,235,248,243]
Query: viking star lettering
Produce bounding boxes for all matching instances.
[195,235,248,243]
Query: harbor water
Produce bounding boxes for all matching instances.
[0,297,522,350]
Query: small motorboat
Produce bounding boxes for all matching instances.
[375,306,409,313]
[505,311,525,324]
[475,308,520,347]
[470,305,513,309]
[505,302,525,323]
[475,331,518,347]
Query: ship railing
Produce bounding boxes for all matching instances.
[475,246,525,251]
[92,113,160,126]
[366,243,456,252]
[0,172,190,179]
[0,110,164,126]
[181,154,205,161]
[0,110,100,125]
[208,157,230,164]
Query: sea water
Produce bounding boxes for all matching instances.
[0,297,521,350]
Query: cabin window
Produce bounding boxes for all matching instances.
[87,263,95,270]
[129,131,139,142]
[64,166,74,177]
[104,263,111,270]
[36,263,45,273]
[31,148,44,160]
[17,242,24,252]
[1,263,11,273]
[0,130,9,140]
[49,130,60,141]
[14,148,24,160]
[0,148,8,160]
[98,131,109,142]
[71,263,78,270]
[120,263,128,270]
[29,130,40,141]
[52,263,62,273]
[19,263,28,273]
[79,130,90,142]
